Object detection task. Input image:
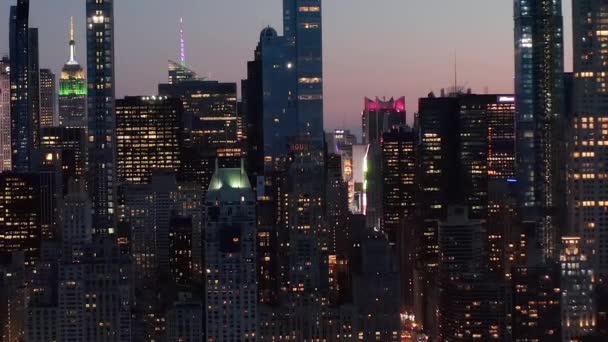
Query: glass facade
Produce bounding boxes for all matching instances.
[514,0,566,260]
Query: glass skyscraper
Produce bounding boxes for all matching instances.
[514,0,566,261]
[86,0,116,235]
[10,0,39,172]
[283,0,324,149]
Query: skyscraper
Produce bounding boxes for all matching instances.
[514,0,566,261]
[158,80,239,148]
[115,96,183,185]
[362,97,406,145]
[87,0,117,235]
[0,172,41,265]
[204,165,257,341]
[59,17,87,129]
[39,69,55,128]
[571,0,608,282]
[10,0,39,172]
[0,57,10,172]
[560,236,595,340]
[283,0,324,149]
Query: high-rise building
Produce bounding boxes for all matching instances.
[166,293,203,342]
[571,0,608,282]
[116,96,183,185]
[204,165,257,341]
[283,0,324,149]
[0,172,41,265]
[381,127,416,243]
[40,127,86,194]
[87,0,117,235]
[10,0,40,172]
[247,27,296,159]
[511,262,562,341]
[325,153,349,256]
[352,230,401,341]
[560,236,595,340]
[0,57,10,172]
[168,215,193,286]
[514,0,566,261]
[59,17,87,129]
[381,127,417,309]
[158,80,239,148]
[39,69,55,127]
[362,97,406,145]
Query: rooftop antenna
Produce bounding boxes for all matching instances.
[68,16,76,64]
[179,17,186,66]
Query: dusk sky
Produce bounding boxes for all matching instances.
[0,0,573,133]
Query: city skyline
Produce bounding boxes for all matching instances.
[0,0,574,133]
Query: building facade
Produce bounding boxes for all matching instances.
[86,0,117,235]
[10,0,39,172]
[571,0,608,281]
[204,166,257,341]
[0,57,10,172]
[116,96,182,185]
[39,69,55,128]
[514,0,566,261]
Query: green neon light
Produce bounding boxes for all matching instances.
[59,80,87,96]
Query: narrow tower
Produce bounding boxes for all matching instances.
[86,0,117,235]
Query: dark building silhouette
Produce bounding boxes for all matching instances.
[514,0,566,261]
[86,0,117,236]
[10,0,40,172]
[39,69,55,127]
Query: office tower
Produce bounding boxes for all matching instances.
[80,239,132,341]
[38,153,63,240]
[158,80,238,148]
[560,237,595,340]
[0,253,28,342]
[10,0,40,172]
[121,173,179,281]
[0,57,10,172]
[87,0,117,235]
[166,293,203,342]
[381,127,416,242]
[514,0,566,261]
[168,60,196,86]
[361,97,406,144]
[326,153,349,256]
[511,262,562,340]
[40,127,86,194]
[59,17,87,129]
[61,180,92,263]
[204,164,257,341]
[381,127,417,310]
[352,230,401,341]
[283,0,324,149]
[116,96,182,185]
[436,206,506,340]
[39,69,56,127]
[571,0,608,282]
[246,27,296,159]
[169,214,193,286]
[0,173,41,265]
[325,129,357,212]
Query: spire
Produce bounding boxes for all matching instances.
[179,17,186,66]
[68,16,77,64]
